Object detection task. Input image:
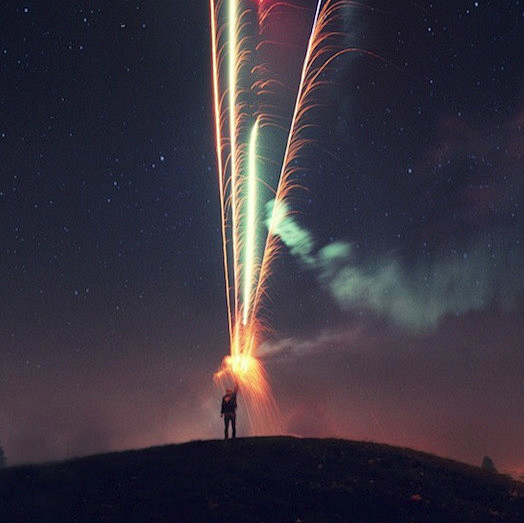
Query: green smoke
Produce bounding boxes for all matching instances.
[267,199,315,266]
[266,199,523,330]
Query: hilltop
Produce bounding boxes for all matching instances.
[0,436,522,522]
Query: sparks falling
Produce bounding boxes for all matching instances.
[209,0,364,433]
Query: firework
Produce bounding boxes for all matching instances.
[209,0,356,433]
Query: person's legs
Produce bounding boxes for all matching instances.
[224,416,230,439]
[231,414,236,439]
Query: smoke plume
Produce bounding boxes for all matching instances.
[266,200,523,330]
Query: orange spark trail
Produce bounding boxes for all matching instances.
[210,0,233,344]
[210,0,279,433]
[251,0,378,322]
[251,0,324,323]
[227,0,241,345]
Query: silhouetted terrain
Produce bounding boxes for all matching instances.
[0,437,522,522]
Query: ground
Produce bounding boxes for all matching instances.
[0,436,522,522]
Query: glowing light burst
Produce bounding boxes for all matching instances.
[209,0,362,433]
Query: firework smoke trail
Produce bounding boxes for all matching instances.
[210,0,362,433]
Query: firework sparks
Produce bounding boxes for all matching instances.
[243,119,260,326]
[209,0,360,433]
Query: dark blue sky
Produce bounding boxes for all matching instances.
[0,0,522,475]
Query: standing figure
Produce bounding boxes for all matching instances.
[221,382,238,439]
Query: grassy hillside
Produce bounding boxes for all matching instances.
[0,436,522,522]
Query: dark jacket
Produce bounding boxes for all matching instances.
[221,391,237,415]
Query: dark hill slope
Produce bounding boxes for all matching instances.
[0,437,522,522]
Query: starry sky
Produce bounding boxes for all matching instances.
[1,0,523,475]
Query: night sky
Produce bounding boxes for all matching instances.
[1,0,523,476]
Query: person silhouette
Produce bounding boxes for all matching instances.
[220,382,238,439]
